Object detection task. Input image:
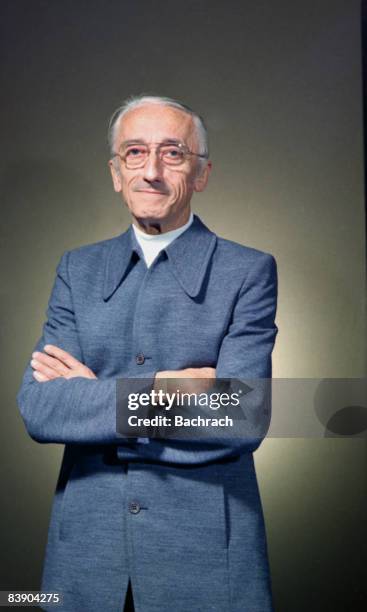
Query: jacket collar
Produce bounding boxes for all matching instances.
[103,214,217,300]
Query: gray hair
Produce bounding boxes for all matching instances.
[108,95,209,160]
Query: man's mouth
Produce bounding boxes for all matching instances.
[137,190,167,195]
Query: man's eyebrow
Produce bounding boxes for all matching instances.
[120,139,146,146]
[159,138,183,145]
[120,138,184,146]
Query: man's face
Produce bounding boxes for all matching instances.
[109,104,211,232]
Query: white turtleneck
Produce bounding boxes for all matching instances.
[132,213,194,267]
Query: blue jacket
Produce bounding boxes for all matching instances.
[17,215,278,612]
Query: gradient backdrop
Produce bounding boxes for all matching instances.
[1,1,366,610]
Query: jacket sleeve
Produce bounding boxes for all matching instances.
[16,252,155,447]
[215,253,277,380]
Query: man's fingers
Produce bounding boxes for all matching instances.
[31,347,97,381]
[200,367,216,378]
[33,371,51,383]
[32,351,69,375]
[43,345,81,369]
[31,358,62,380]
[181,367,216,379]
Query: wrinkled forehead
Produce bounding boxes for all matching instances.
[115,104,197,149]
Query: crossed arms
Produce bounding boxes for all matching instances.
[17,250,277,465]
[30,344,215,387]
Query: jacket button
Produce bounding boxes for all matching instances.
[136,353,145,365]
[129,501,141,514]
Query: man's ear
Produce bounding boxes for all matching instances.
[193,161,212,193]
[108,159,122,193]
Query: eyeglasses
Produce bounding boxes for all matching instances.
[113,141,208,169]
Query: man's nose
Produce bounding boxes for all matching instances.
[142,149,164,182]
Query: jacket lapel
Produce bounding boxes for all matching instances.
[103,227,136,301]
[165,215,217,298]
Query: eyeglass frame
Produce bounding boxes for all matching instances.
[112,140,209,169]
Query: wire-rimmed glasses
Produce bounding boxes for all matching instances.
[113,141,208,169]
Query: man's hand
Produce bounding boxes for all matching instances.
[31,345,97,383]
[155,367,216,395]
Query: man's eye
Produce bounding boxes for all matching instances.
[126,147,145,157]
[163,147,183,158]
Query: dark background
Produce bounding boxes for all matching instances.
[1,1,366,610]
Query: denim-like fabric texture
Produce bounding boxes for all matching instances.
[17,215,278,612]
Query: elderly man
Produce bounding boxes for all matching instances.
[17,95,278,612]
